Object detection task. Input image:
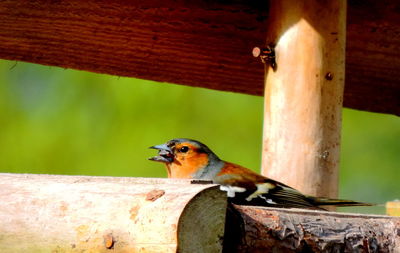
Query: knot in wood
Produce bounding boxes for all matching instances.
[325,72,334,80]
[103,233,114,249]
[146,189,165,201]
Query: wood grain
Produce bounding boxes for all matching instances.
[0,0,398,115]
[225,205,400,252]
[0,173,227,253]
[1,173,399,252]
[261,0,345,198]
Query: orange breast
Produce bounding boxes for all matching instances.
[167,153,209,179]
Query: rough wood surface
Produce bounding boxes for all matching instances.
[225,205,400,253]
[261,0,345,198]
[0,0,399,115]
[0,173,227,253]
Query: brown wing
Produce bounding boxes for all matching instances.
[214,162,317,208]
[215,162,266,186]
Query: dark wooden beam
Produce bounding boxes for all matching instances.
[346,0,400,115]
[0,0,399,115]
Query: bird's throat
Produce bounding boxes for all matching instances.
[166,154,209,179]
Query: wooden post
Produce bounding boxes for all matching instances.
[261,0,347,198]
[387,201,400,217]
[0,174,227,253]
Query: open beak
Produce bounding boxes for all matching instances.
[148,143,174,163]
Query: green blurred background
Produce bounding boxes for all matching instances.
[0,60,399,214]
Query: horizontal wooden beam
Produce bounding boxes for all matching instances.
[0,174,227,252]
[225,205,400,252]
[1,173,400,252]
[0,0,399,115]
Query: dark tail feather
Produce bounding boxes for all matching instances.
[307,196,374,207]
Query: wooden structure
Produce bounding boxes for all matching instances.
[0,0,399,251]
[387,201,400,217]
[1,174,399,252]
[0,174,228,252]
[0,0,399,115]
[0,0,399,199]
[226,205,400,252]
[261,0,346,198]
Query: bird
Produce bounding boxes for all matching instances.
[149,138,371,209]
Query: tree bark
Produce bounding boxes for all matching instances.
[225,205,400,252]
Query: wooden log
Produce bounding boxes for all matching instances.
[387,201,400,217]
[261,0,346,198]
[0,173,227,253]
[225,205,400,252]
[0,0,399,115]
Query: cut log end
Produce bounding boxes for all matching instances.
[178,186,227,252]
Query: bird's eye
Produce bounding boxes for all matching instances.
[179,146,189,153]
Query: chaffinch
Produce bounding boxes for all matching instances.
[149,138,370,209]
